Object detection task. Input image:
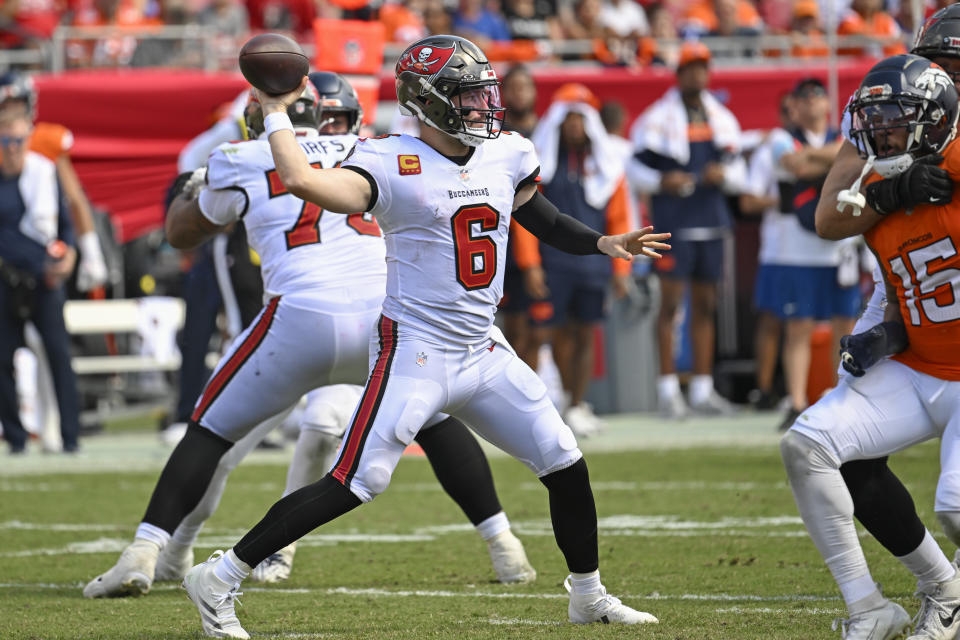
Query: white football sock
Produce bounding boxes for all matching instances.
[476,511,510,541]
[569,570,602,594]
[135,522,170,549]
[214,548,251,585]
[897,530,956,589]
[657,374,680,400]
[689,375,714,406]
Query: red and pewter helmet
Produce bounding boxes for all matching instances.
[395,35,505,147]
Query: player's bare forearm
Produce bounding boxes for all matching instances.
[815,140,884,239]
[56,155,95,235]
[166,193,225,249]
[264,127,370,214]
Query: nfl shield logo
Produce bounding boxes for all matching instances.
[416,352,428,367]
[458,168,470,182]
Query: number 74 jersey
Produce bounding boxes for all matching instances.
[200,133,385,299]
[341,132,541,345]
[865,138,960,380]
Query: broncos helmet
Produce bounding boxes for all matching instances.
[244,81,321,138]
[395,35,505,147]
[847,54,959,177]
[913,4,960,78]
[0,71,36,119]
[308,71,363,135]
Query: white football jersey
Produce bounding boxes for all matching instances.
[199,134,386,300]
[341,132,540,345]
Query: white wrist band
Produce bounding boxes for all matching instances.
[264,112,294,136]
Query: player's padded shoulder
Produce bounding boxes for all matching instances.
[206,139,272,190]
[29,122,73,162]
[493,129,540,189]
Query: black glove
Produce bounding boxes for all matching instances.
[839,321,909,377]
[864,154,953,215]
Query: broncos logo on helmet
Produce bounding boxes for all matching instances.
[848,54,959,177]
[395,35,505,147]
[308,71,364,135]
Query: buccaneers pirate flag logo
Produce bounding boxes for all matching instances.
[397,44,456,76]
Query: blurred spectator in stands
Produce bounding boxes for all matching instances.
[504,0,562,43]
[245,0,314,35]
[453,0,511,46]
[423,0,453,35]
[679,0,763,39]
[517,84,632,436]
[500,65,538,364]
[562,0,605,42]
[68,0,152,67]
[759,78,857,431]
[380,0,427,43]
[838,0,906,56]
[647,2,679,66]
[0,0,64,52]
[132,0,205,67]
[739,93,794,411]
[789,0,828,57]
[0,111,80,454]
[599,0,649,62]
[628,41,746,418]
[197,0,249,35]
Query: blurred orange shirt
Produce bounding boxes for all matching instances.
[29,122,73,162]
[863,140,960,380]
[838,10,906,56]
[682,0,763,33]
[379,3,426,43]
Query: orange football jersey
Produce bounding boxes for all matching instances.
[29,121,73,162]
[864,138,960,380]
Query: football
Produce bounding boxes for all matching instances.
[238,33,309,96]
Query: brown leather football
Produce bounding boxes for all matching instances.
[238,33,309,96]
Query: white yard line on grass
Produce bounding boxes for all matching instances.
[0,581,842,603]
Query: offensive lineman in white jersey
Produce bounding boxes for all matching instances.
[181,35,671,638]
[83,71,537,601]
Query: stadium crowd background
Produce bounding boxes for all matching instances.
[0,0,929,451]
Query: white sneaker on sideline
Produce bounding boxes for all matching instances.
[564,576,658,624]
[564,404,599,438]
[250,543,296,583]
[154,543,194,582]
[658,392,688,420]
[82,540,158,598]
[832,600,910,640]
[182,551,249,639]
[580,402,607,433]
[907,569,960,640]
[487,530,536,584]
[689,390,738,416]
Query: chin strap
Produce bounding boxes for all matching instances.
[837,155,875,217]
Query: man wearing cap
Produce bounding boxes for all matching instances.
[628,41,746,418]
[753,78,859,432]
[790,0,829,57]
[515,83,633,436]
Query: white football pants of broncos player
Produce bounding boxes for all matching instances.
[782,267,960,639]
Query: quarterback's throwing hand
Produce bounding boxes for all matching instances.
[251,76,309,115]
[598,227,671,261]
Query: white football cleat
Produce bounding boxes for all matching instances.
[564,576,658,624]
[487,530,536,584]
[563,404,599,438]
[907,570,960,640]
[658,392,688,420]
[182,551,249,640]
[82,539,158,598]
[831,600,910,640]
[689,390,738,416]
[250,543,296,583]
[154,542,194,582]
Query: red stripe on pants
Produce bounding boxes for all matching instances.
[191,297,280,423]
[332,315,397,484]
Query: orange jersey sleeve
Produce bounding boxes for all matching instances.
[511,219,541,270]
[29,122,73,162]
[605,178,632,276]
[864,139,960,379]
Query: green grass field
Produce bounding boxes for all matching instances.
[0,414,947,639]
